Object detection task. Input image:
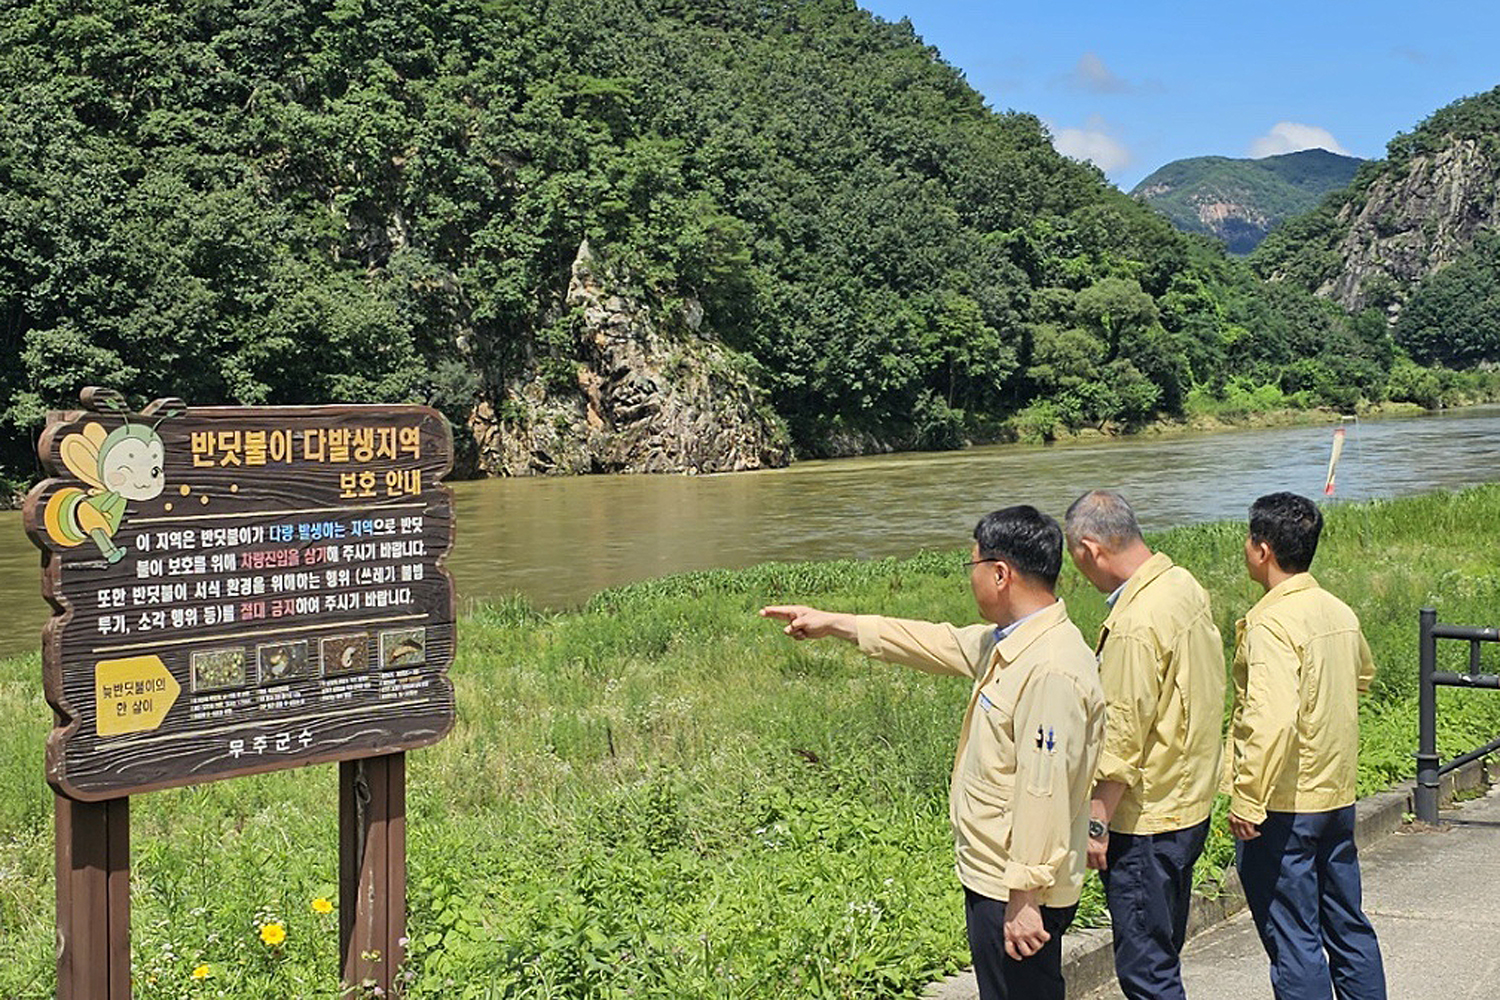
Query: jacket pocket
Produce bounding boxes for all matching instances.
[955,775,1014,876]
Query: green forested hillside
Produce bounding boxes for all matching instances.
[1131,149,1363,253]
[0,0,1458,495]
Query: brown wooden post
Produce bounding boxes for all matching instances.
[56,794,130,1000]
[340,753,406,993]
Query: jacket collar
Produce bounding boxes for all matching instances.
[994,598,1069,665]
[1101,551,1174,634]
[1244,572,1319,625]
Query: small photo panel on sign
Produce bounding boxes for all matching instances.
[257,640,313,684]
[380,627,426,668]
[191,648,250,692]
[320,634,369,675]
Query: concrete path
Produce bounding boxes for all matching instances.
[1080,783,1500,1000]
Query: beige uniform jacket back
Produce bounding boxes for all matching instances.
[855,600,1106,906]
[1095,552,1226,835]
[1224,573,1375,824]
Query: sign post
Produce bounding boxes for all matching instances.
[341,754,407,990]
[55,796,130,999]
[25,389,456,996]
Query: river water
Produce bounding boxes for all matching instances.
[5,406,1500,660]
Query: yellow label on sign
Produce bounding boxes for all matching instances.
[94,655,181,736]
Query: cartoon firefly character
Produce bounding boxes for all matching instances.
[44,417,170,563]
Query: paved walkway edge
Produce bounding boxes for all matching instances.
[921,758,1496,1000]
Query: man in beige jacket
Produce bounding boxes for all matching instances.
[761,505,1105,1000]
[1227,492,1386,1000]
[1064,490,1224,1000]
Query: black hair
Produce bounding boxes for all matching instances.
[973,505,1063,589]
[1248,492,1323,573]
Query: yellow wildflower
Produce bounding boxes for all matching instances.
[259,921,287,946]
[311,897,334,914]
[191,964,212,979]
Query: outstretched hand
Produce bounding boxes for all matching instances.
[758,605,857,642]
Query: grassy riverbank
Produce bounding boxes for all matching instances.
[1007,372,1500,446]
[4,487,1500,998]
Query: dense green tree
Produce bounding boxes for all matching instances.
[1394,232,1500,367]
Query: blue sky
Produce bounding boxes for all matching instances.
[858,1,1500,191]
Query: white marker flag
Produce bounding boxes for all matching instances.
[1324,426,1346,496]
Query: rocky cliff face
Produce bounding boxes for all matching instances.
[470,241,790,476]
[1317,138,1500,314]
[1194,200,1272,255]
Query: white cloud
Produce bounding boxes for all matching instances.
[1070,52,1131,94]
[1050,116,1133,172]
[1056,53,1162,95]
[1249,122,1352,158]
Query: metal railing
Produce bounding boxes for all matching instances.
[1415,607,1500,822]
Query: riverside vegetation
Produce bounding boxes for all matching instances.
[4,486,1500,998]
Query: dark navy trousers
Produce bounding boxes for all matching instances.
[1097,818,1209,1000]
[963,888,1077,1000]
[1235,806,1387,1000]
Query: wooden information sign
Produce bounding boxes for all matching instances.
[23,391,456,800]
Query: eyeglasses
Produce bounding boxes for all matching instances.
[963,558,1001,572]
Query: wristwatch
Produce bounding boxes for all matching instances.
[1087,819,1108,839]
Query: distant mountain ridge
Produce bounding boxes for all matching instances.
[1131,149,1364,253]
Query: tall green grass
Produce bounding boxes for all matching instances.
[3,487,1500,998]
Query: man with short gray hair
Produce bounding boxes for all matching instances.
[1065,489,1225,1000]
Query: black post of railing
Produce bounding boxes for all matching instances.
[1415,607,1440,824]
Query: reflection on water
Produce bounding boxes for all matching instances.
[5,406,1500,658]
